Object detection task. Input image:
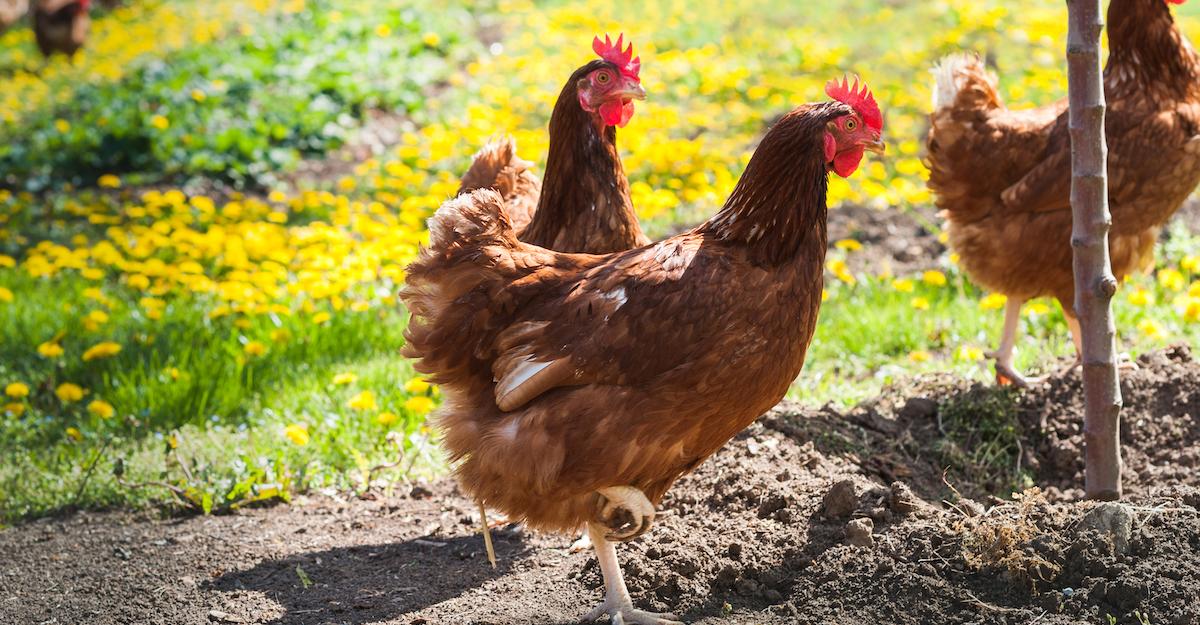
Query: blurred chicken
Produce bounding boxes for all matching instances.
[926,0,1200,386]
[0,0,28,34]
[458,34,650,254]
[33,0,89,59]
[402,78,884,624]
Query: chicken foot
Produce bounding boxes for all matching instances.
[581,522,683,625]
[597,486,656,542]
[988,298,1047,388]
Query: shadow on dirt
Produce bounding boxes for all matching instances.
[210,528,529,624]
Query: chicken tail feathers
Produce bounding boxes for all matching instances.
[458,136,540,233]
[401,189,523,403]
[931,53,1001,113]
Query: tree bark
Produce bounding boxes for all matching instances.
[1066,0,1122,500]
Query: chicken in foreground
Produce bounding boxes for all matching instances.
[33,0,90,59]
[0,0,29,34]
[458,34,650,254]
[402,78,884,624]
[926,0,1200,386]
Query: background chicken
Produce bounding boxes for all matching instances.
[402,79,883,624]
[0,0,28,34]
[33,0,90,59]
[926,0,1200,386]
[457,34,650,254]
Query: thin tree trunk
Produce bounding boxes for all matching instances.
[1066,0,1122,500]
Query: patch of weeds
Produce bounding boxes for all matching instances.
[936,384,1034,497]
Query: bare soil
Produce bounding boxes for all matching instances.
[2,346,1198,625]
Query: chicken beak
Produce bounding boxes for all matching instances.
[614,78,647,101]
[863,132,886,155]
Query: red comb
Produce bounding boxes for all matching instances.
[825,75,883,132]
[593,33,641,82]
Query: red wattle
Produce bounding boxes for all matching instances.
[599,99,635,127]
[832,146,864,178]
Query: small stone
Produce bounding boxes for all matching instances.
[823,479,859,519]
[889,481,919,515]
[1079,502,1134,555]
[844,517,874,547]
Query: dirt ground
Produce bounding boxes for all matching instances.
[2,346,1198,625]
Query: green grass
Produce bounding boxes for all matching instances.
[1,0,1199,523]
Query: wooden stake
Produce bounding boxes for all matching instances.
[1066,0,1122,500]
[478,500,497,568]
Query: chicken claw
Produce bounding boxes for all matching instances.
[581,523,684,625]
[580,602,683,625]
[596,486,655,542]
[992,359,1046,388]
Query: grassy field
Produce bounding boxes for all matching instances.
[1,0,1198,521]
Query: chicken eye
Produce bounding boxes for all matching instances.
[596,71,612,85]
[844,118,857,131]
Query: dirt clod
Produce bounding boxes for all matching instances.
[844,517,875,547]
[823,479,860,519]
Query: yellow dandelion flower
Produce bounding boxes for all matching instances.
[1183,255,1200,274]
[83,309,110,331]
[922,270,947,287]
[979,293,1007,310]
[348,390,377,411]
[243,341,267,357]
[0,287,12,303]
[1128,287,1153,307]
[834,239,863,252]
[376,411,399,426]
[404,395,436,415]
[311,311,331,324]
[404,378,431,394]
[891,278,915,293]
[3,402,24,417]
[82,341,122,362]
[375,23,392,37]
[150,115,170,130]
[87,400,115,419]
[955,345,984,361]
[284,423,310,446]
[910,297,930,311]
[97,174,121,188]
[271,328,291,343]
[1158,268,1185,292]
[190,89,206,102]
[37,342,64,358]
[55,383,85,403]
[127,274,150,290]
[54,119,71,133]
[5,382,29,399]
[1181,300,1200,323]
[1138,318,1168,339]
[1025,302,1052,316]
[0,255,14,268]
[66,427,83,441]
[422,32,441,47]
[908,350,931,363]
[332,372,358,385]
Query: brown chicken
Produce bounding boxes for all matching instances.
[0,0,29,34]
[458,34,650,254]
[926,0,1200,386]
[402,79,884,623]
[33,0,90,59]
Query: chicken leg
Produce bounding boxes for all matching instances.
[989,298,1047,388]
[581,522,683,625]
